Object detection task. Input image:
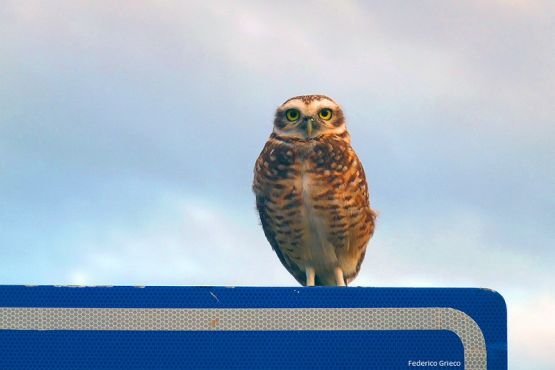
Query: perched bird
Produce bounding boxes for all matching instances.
[253,95,376,286]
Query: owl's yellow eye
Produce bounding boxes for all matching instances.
[319,108,333,120]
[285,109,300,122]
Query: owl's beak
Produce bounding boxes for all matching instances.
[304,117,314,137]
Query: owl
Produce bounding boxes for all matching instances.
[253,95,376,286]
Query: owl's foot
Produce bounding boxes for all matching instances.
[305,267,316,287]
[334,267,346,286]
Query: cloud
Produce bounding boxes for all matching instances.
[509,293,555,369]
[67,193,296,286]
[356,207,554,290]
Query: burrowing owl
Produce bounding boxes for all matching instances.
[253,95,376,286]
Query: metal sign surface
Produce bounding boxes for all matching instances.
[0,286,506,369]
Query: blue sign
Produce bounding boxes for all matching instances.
[0,286,506,369]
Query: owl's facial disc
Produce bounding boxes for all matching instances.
[273,95,346,140]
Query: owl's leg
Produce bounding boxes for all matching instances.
[305,266,316,286]
[334,267,346,286]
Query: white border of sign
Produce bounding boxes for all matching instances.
[0,307,486,369]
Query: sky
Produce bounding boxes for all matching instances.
[1,0,554,368]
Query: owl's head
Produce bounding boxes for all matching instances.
[273,95,346,140]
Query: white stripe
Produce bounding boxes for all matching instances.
[0,307,486,369]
